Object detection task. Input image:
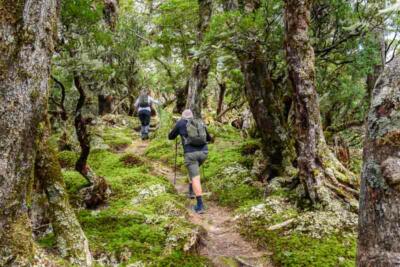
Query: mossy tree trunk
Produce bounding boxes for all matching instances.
[238,44,291,179]
[185,0,212,118]
[0,0,58,265]
[74,75,110,208]
[357,57,400,266]
[35,129,93,266]
[284,0,358,207]
[228,0,292,179]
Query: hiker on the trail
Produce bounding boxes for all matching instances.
[134,89,160,140]
[168,109,211,214]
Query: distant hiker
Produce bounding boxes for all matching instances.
[168,109,211,214]
[134,89,160,140]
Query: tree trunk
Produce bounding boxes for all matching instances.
[357,57,400,266]
[216,81,227,116]
[284,0,358,207]
[230,1,292,179]
[185,0,212,118]
[238,45,291,179]
[174,82,189,114]
[35,131,92,266]
[74,75,110,209]
[103,0,118,31]
[0,0,58,265]
[98,94,114,115]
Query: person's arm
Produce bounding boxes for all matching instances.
[134,98,139,109]
[168,121,181,140]
[149,97,160,105]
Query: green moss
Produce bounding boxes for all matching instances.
[58,150,78,169]
[63,170,88,194]
[267,233,356,267]
[102,126,133,149]
[37,233,56,249]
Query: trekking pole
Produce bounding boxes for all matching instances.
[174,138,178,185]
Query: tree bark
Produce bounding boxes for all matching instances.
[98,94,114,115]
[238,45,291,178]
[35,132,92,266]
[185,0,213,118]
[284,0,358,207]
[357,57,400,266]
[74,75,110,208]
[0,0,58,265]
[103,0,118,31]
[216,81,227,116]
[229,1,292,179]
[174,82,189,114]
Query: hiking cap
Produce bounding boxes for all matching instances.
[182,109,194,119]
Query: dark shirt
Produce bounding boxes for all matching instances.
[168,119,211,153]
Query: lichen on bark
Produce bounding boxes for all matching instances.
[0,0,59,265]
[35,134,93,266]
[357,57,400,266]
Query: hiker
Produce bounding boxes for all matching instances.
[168,109,211,214]
[134,89,160,140]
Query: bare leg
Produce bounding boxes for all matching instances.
[192,176,202,196]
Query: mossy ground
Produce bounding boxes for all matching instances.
[39,114,210,266]
[40,112,359,266]
[148,111,358,267]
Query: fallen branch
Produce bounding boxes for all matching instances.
[267,219,295,231]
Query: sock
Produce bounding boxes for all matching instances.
[196,196,203,210]
[189,184,193,195]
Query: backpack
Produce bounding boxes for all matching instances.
[184,118,207,147]
[138,95,150,108]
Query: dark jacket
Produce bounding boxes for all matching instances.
[168,119,211,153]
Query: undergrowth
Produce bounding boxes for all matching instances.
[40,116,210,266]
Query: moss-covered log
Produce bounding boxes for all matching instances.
[0,0,58,265]
[357,57,400,266]
[284,0,358,208]
[35,138,93,266]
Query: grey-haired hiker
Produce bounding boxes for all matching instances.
[168,109,211,214]
[134,89,160,140]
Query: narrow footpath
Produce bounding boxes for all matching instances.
[124,139,273,267]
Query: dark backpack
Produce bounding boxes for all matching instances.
[138,95,150,108]
[184,119,207,147]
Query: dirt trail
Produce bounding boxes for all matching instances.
[125,139,273,267]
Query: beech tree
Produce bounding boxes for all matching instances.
[0,1,91,265]
[357,57,400,266]
[284,0,358,207]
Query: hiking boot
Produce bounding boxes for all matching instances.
[192,205,205,214]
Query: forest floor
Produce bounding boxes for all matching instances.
[46,112,359,266]
[124,139,274,267]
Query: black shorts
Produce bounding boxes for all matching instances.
[138,110,151,126]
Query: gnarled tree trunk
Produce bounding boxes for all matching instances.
[357,57,400,266]
[284,0,358,208]
[238,45,291,179]
[74,75,110,208]
[185,0,212,118]
[230,0,292,179]
[35,131,92,266]
[0,0,58,265]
